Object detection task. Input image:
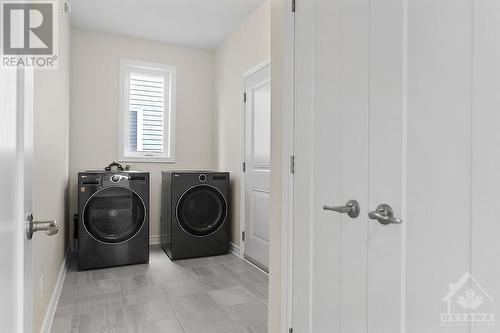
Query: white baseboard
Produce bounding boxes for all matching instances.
[149,235,161,245]
[229,242,241,257]
[41,248,69,333]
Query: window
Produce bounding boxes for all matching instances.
[119,59,176,162]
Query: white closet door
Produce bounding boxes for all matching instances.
[292,0,500,332]
[293,0,370,332]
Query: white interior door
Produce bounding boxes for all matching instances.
[291,1,371,331]
[243,63,271,272]
[0,68,33,333]
[291,0,500,332]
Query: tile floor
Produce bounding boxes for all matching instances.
[51,246,268,333]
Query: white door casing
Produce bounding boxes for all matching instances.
[243,62,271,271]
[291,0,500,332]
[0,68,33,333]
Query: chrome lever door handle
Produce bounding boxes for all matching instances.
[322,199,360,218]
[368,204,403,225]
[26,213,59,239]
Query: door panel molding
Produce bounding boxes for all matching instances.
[249,189,271,244]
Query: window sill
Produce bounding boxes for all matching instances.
[118,156,175,164]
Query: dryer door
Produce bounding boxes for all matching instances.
[176,185,227,237]
[83,187,146,243]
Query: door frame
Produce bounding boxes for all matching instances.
[280,2,295,333]
[240,59,271,270]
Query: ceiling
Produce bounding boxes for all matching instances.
[69,0,265,49]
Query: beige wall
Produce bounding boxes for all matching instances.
[269,0,285,331]
[30,4,277,332]
[69,30,215,242]
[32,1,71,331]
[214,0,271,246]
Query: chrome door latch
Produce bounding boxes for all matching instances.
[368,204,403,225]
[323,199,360,218]
[26,213,59,240]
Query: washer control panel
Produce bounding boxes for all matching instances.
[103,174,130,186]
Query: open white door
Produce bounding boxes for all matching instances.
[291,0,500,332]
[0,68,33,332]
[243,63,271,272]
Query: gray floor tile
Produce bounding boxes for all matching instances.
[208,286,257,306]
[153,269,199,284]
[104,307,135,333]
[178,309,237,333]
[233,272,269,302]
[119,279,164,298]
[225,324,268,333]
[226,300,268,326]
[212,254,243,264]
[168,292,220,316]
[51,315,72,333]
[192,263,230,278]
[70,302,91,316]
[70,308,109,333]
[202,274,240,291]
[175,256,218,268]
[162,278,208,298]
[54,305,73,318]
[52,248,268,333]
[212,253,241,264]
[121,300,176,330]
[238,323,269,333]
[222,261,256,275]
[122,291,172,309]
[139,317,185,333]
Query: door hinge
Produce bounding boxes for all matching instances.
[243,92,247,103]
[242,161,246,172]
[291,0,296,12]
[290,155,295,174]
[242,231,246,242]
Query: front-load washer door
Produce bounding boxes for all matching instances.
[176,185,227,237]
[83,187,146,243]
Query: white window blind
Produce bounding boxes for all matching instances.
[129,73,167,153]
[120,60,176,162]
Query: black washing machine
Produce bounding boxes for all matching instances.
[161,171,229,260]
[78,171,149,270]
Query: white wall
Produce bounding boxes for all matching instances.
[32,0,71,331]
[214,0,271,246]
[69,29,215,243]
